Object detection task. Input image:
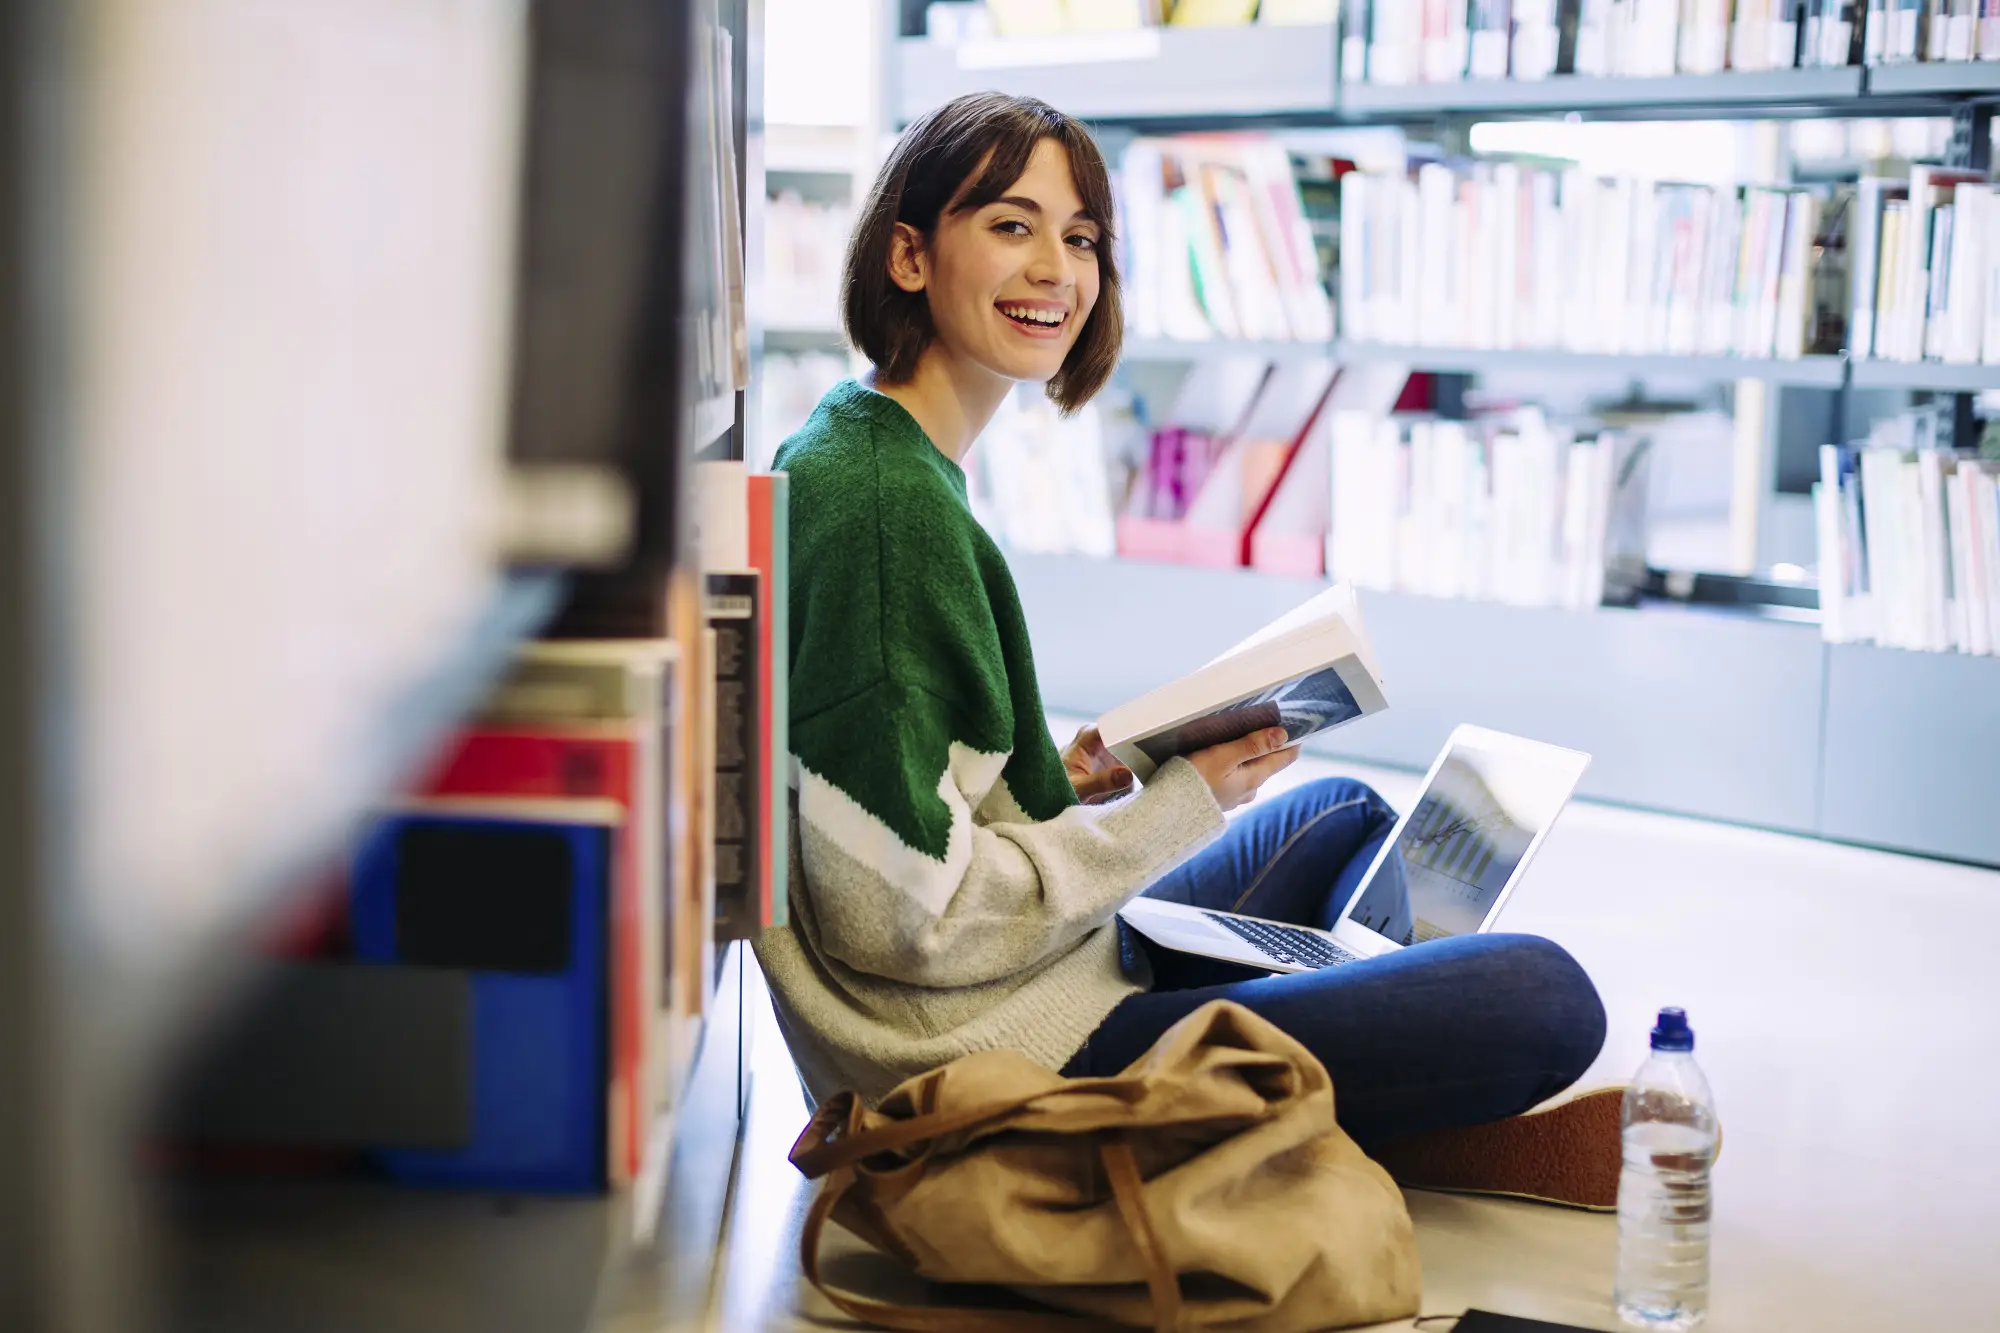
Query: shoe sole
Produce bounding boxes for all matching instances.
[1368,1087,1627,1213]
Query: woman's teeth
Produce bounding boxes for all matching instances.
[999,305,1064,328]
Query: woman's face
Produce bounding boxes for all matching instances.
[893,138,1102,386]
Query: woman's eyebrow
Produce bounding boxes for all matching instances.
[986,194,1098,226]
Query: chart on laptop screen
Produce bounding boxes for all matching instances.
[1349,752,1538,946]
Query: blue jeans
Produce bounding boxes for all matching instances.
[1063,778,1607,1152]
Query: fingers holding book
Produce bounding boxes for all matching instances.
[1187,726,1300,813]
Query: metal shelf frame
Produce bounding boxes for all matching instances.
[1122,340,2000,394]
[894,29,2000,128]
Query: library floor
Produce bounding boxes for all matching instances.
[707,741,2000,1333]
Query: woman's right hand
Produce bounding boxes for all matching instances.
[1185,727,1299,813]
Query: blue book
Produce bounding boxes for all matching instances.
[351,799,619,1192]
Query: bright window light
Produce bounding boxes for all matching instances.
[765,0,873,127]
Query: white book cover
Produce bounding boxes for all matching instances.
[1925,204,1955,362]
[1493,163,1522,350]
[1600,177,1636,355]
[1394,176,1423,346]
[1944,184,1989,364]
[1339,170,1369,342]
[1985,196,2000,363]
[1859,451,1901,647]
[1916,449,1955,651]
[1563,168,1602,353]
[1575,0,1613,73]
[1976,470,1992,652]
[1946,465,1978,653]
[1417,164,1456,344]
[1895,455,1931,649]
[1963,464,1996,655]
[1120,140,1168,340]
[1775,192,1819,360]
[1699,189,1744,355]
[1848,178,1902,362]
[1369,0,1417,83]
[1559,439,1599,609]
[1097,582,1389,781]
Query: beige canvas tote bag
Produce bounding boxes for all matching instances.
[789,999,1422,1332]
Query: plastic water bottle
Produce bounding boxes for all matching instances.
[1614,1007,1718,1331]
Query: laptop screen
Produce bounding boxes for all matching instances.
[1347,740,1579,947]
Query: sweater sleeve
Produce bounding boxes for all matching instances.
[791,678,1226,988]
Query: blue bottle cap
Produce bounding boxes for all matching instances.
[1650,1007,1694,1052]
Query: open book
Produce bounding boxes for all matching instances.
[1097,582,1389,781]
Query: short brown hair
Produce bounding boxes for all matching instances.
[842,92,1122,414]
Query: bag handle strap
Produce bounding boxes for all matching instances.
[797,1134,1183,1333]
[791,1079,1147,1180]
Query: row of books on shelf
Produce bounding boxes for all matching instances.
[1338,161,1842,360]
[1348,0,1990,84]
[971,354,1654,611]
[1118,136,1337,343]
[928,0,2000,71]
[692,17,751,407]
[1327,408,1653,609]
[1815,413,2000,653]
[1850,166,2000,364]
[172,472,790,1219]
[924,0,1335,42]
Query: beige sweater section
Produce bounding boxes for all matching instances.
[754,754,1226,1108]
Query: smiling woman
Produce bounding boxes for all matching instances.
[750,93,1608,1176]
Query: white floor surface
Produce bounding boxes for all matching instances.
[708,734,2000,1332]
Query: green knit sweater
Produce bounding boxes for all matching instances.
[751,380,1225,1106]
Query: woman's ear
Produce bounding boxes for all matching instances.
[886,221,928,294]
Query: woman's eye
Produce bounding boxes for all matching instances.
[1067,233,1098,253]
[994,219,1030,236]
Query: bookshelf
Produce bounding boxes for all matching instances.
[1010,552,2000,868]
[892,32,2000,128]
[1867,60,2000,96]
[1848,359,2000,393]
[1332,344,1849,387]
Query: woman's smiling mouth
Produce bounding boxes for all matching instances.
[997,300,1069,337]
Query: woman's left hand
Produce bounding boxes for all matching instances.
[1062,725,1135,805]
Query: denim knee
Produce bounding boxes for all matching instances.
[1288,775,1395,823]
[1489,934,1607,1083]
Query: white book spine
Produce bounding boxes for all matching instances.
[1982,472,2000,654]
[1966,465,1996,655]
[1947,465,1978,653]
[1986,197,2000,363]
[1945,186,1986,365]
[1917,449,1955,651]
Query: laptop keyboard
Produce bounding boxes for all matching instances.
[1203,912,1366,971]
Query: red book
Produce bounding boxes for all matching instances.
[417,642,670,1187]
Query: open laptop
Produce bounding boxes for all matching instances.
[1118,724,1591,973]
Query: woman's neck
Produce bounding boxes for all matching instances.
[865,347,1011,465]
